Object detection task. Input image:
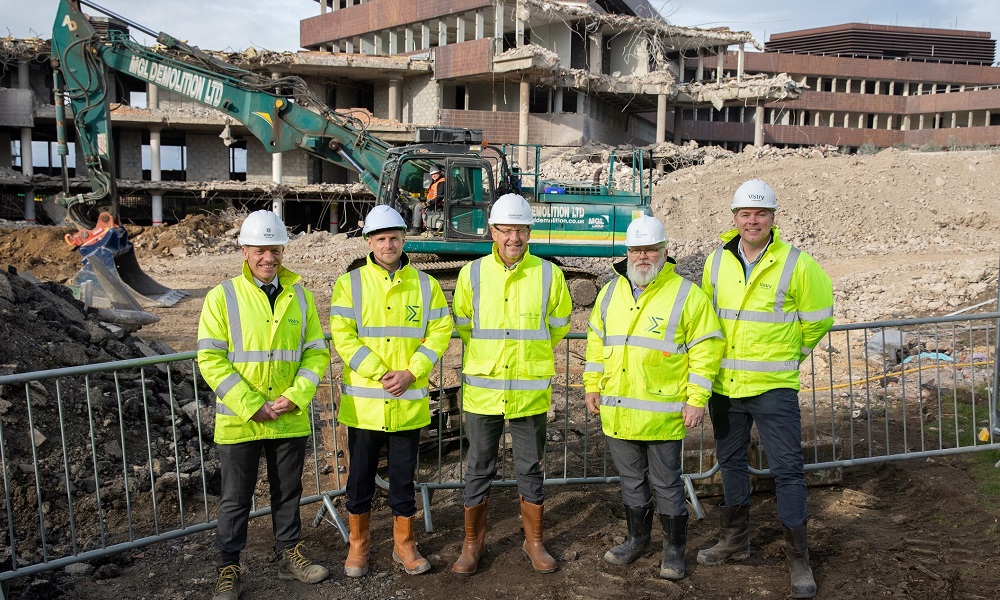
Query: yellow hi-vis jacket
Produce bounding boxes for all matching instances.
[584,259,724,441]
[702,227,834,398]
[329,253,453,432]
[197,263,331,444]
[453,245,572,418]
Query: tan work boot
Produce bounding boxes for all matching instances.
[277,541,329,584]
[211,564,242,600]
[452,498,488,575]
[519,496,557,573]
[392,514,432,574]
[345,512,371,577]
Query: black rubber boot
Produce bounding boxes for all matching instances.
[603,505,653,565]
[658,514,688,580]
[783,523,817,599]
[696,504,751,566]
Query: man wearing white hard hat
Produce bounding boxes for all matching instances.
[330,204,453,577]
[583,214,723,581]
[451,193,572,575]
[699,179,833,599]
[197,210,331,600]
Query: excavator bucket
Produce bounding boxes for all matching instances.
[69,213,189,308]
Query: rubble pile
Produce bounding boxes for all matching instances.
[0,268,218,567]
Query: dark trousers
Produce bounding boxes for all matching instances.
[463,412,547,507]
[606,437,686,516]
[216,436,307,565]
[346,426,421,516]
[708,388,808,529]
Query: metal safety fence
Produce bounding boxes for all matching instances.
[2,313,999,593]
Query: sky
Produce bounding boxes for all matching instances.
[4,0,998,61]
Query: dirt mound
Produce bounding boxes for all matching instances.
[0,223,80,283]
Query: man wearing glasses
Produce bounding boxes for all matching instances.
[583,215,723,580]
[451,193,572,575]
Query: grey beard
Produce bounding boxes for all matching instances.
[627,256,665,287]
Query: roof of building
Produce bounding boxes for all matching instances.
[765,23,996,66]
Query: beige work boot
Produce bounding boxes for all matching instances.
[452,499,489,575]
[392,514,432,574]
[345,512,371,577]
[211,564,242,600]
[277,541,329,584]
[520,496,557,573]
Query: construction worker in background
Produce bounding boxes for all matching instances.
[451,193,572,575]
[197,210,331,600]
[584,215,724,580]
[408,165,444,235]
[330,205,453,577]
[699,179,834,599]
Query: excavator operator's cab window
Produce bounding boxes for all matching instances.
[443,160,492,240]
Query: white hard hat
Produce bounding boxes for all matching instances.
[429,165,442,175]
[238,210,289,246]
[625,215,667,247]
[488,193,533,226]
[362,204,407,236]
[731,179,778,212]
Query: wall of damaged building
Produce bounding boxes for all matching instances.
[403,73,440,124]
[118,130,143,181]
[246,141,315,185]
[605,32,647,77]
[529,24,573,70]
[186,134,230,182]
[0,131,12,166]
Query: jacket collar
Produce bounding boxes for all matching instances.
[366,251,411,274]
[722,226,781,255]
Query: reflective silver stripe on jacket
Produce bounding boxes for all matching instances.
[215,402,238,416]
[463,374,551,391]
[598,277,619,342]
[710,246,802,323]
[330,305,354,318]
[600,395,685,413]
[221,280,309,364]
[600,279,693,355]
[341,383,428,400]
[349,346,372,371]
[297,368,320,386]
[416,345,438,364]
[772,247,801,312]
[214,371,243,401]
[584,362,604,373]
[349,266,432,340]
[228,349,302,363]
[710,249,723,308]
[198,338,227,351]
[689,372,713,391]
[721,358,801,372]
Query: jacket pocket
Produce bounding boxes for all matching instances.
[525,359,555,378]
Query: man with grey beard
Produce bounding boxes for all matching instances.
[584,215,724,580]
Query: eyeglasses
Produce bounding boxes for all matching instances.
[493,226,531,237]
[627,246,665,257]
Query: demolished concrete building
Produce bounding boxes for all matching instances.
[0,0,800,233]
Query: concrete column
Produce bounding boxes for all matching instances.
[329,202,339,233]
[887,115,893,130]
[577,91,587,115]
[845,79,851,94]
[858,115,864,128]
[816,76,822,92]
[902,82,910,96]
[494,2,504,40]
[827,111,833,126]
[919,114,925,129]
[656,94,667,143]
[716,46,724,83]
[405,28,414,53]
[695,49,704,81]
[737,43,745,80]
[754,105,764,147]
[515,15,524,47]
[902,115,910,130]
[843,114,850,128]
[475,11,485,39]
[421,24,431,50]
[814,112,821,127]
[673,108,684,144]
[439,19,448,47]
[389,30,399,55]
[874,81,881,95]
[950,112,957,128]
[588,35,601,75]
[388,78,403,122]
[518,78,529,169]
[456,15,466,43]
[20,128,33,176]
[374,34,384,55]
[464,86,471,110]
[873,114,879,129]
[150,128,163,225]
[934,113,941,129]
[147,82,159,109]
[321,0,328,13]
[272,72,284,219]
[917,83,924,94]
[831,78,837,92]
[968,111,974,127]
[553,87,563,113]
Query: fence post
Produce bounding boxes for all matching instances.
[993,252,1000,438]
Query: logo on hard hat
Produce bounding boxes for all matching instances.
[748,194,765,201]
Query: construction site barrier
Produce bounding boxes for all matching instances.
[1,313,999,594]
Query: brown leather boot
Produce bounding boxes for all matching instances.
[392,515,431,575]
[344,512,370,577]
[519,496,557,573]
[451,499,488,575]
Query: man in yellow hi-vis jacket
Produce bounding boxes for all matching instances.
[330,205,452,578]
[451,193,572,576]
[698,180,834,600]
[584,215,723,581]
[197,210,331,600]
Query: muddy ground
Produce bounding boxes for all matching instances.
[2,148,1000,599]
